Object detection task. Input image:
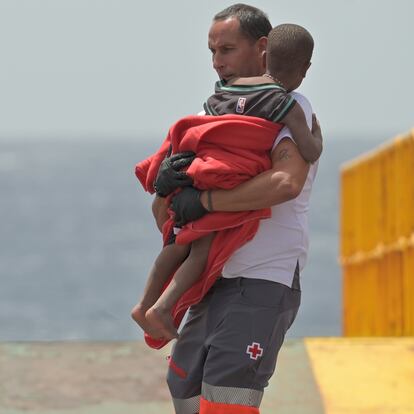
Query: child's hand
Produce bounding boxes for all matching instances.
[311,114,323,161]
[311,113,322,139]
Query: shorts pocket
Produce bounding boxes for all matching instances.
[238,281,287,309]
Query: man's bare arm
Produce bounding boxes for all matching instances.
[199,138,310,211]
[152,195,169,232]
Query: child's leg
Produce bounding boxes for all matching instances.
[146,232,215,339]
[131,242,190,337]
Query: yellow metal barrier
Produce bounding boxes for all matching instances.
[340,129,414,336]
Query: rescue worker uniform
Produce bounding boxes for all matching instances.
[166,85,318,414]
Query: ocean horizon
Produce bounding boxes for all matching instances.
[0,134,389,341]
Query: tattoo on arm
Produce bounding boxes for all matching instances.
[277,148,291,161]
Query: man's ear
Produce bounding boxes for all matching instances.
[257,36,268,55]
[302,61,312,78]
[256,36,268,68]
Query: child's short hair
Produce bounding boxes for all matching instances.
[266,24,314,74]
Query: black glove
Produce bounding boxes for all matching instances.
[171,187,208,226]
[154,151,195,197]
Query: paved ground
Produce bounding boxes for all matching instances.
[1,338,413,414]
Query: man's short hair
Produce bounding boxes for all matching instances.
[214,3,272,42]
[267,24,314,74]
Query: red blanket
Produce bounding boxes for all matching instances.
[135,114,282,348]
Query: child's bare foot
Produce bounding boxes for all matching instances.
[130,304,164,339]
[145,307,178,340]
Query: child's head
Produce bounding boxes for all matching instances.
[266,24,314,91]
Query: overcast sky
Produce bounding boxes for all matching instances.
[1,0,413,140]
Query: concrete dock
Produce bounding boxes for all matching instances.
[1,338,413,414]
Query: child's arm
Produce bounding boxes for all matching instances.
[281,103,322,163]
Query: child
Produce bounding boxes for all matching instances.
[132,24,321,342]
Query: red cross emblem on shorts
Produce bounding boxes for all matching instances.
[246,342,263,360]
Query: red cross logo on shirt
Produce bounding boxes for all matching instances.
[246,342,263,360]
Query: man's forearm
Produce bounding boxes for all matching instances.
[169,138,310,223]
[200,169,300,212]
[152,195,169,232]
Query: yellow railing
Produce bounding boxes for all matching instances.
[340,129,414,336]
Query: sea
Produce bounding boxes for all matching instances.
[0,134,387,341]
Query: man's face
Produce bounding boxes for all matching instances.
[208,17,266,80]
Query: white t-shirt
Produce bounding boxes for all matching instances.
[222,92,318,287]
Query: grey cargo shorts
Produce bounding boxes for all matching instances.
[166,265,301,414]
